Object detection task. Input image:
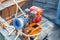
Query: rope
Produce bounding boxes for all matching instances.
[13,0,26,16]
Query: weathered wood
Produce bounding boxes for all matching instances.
[0,0,27,28]
[0,0,27,20]
[2,8,9,20]
[0,0,9,5]
[0,0,5,5]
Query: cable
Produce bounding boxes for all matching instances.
[13,0,26,16]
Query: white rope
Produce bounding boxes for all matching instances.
[15,6,18,17]
[13,0,25,16]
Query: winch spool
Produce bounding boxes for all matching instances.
[13,16,29,30]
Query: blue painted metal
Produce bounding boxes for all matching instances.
[55,0,60,24]
[13,18,22,30]
[13,15,29,30]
